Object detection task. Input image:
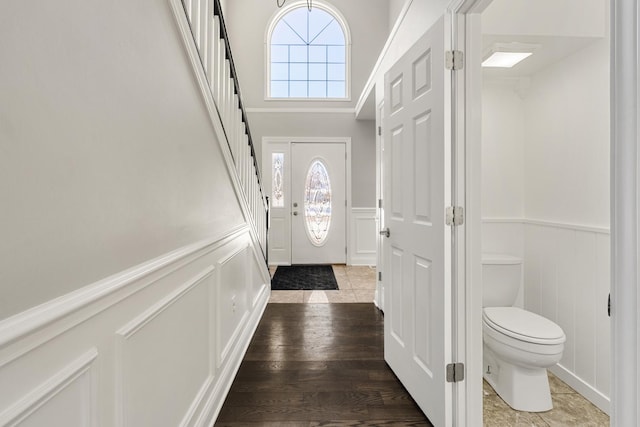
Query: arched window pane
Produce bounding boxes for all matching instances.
[269,5,347,99]
[304,160,332,245]
[310,20,344,45]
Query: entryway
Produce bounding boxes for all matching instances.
[268,265,376,303]
[262,137,350,266]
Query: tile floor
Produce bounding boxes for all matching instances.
[483,372,610,426]
[267,264,610,426]
[268,265,377,304]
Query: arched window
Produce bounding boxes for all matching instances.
[267,2,350,99]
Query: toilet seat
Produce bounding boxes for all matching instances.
[483,307,565,345]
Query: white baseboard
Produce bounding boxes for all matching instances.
[550,364,610,415]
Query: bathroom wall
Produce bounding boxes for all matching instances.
[481,79,526,306]
[481,36,610,412]
[522,37,610,411]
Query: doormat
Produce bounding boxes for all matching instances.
[271,265,339,291]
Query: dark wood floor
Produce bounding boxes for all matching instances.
[215,303,433,426]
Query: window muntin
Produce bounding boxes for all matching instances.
[304,159,332,245]
[269,5,347,99]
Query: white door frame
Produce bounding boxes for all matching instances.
[374,100,384,311]
[460,0,639,424]
[610,0,639,424]
[262,136,353,265]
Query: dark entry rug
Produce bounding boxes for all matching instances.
[271,265,339,290]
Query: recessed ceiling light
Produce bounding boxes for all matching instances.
[482,52,533,68]
[482,43,539,68]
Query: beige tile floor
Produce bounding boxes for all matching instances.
[268,264,377,304]
[268,265,609,425]
[483,372,610,426]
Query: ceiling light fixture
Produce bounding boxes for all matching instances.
[482,43,539,68]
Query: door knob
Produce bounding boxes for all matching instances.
[293,211,298,216]
[379,228,390,238]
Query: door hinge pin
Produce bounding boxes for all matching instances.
[445,50,464,71]
[378,198,382,208]
[378,126,382,136]
[378,271,382,281]
[445,206,464,226]
[446,362,465,383]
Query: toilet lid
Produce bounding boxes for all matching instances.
[483,307,566,344]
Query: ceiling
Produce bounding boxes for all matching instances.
[481,34,601,79]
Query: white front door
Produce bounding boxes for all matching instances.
[382,16,452,426]
[291,142,346,264]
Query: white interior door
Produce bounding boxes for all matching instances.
[291,142,346,264]
[382,16,451,426]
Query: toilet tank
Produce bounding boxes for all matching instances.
[482,254,522,307]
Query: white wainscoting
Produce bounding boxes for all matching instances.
[349,208,377,266]
[483,218,611,414]
[0,225,270,426]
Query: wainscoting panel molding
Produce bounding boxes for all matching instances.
[0,227,270,427]
[350,208,377,266]
[0,349,98,427]
[116,267,214,427]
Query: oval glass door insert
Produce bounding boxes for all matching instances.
[304,159,332,245]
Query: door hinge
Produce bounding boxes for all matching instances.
[378,271,382,281]
[378,126,382,136]
[378,198,383,208]
[446,362,465,383]
[445,50,464,71]
[445,206,465,226]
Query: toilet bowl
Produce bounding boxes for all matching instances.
[482,306,565,412]
[481,254,566,412]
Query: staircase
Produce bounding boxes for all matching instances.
[181,0,268,261]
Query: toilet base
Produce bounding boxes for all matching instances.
[483,345,553,412]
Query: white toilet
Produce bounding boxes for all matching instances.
[482,254,566,412]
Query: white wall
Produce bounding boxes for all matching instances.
[388,0,407,31]
[224,0,389,208]
[373,0,450,102]
[226,0,389,109]
[481,80,525,220]
[250,112,376,207]
[0,0,245,319]
[481,38,611,412]
[482,0,606,38]
[0,0,270,424]
[524,39,610,227]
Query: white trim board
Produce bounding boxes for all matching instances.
[355,0,415,116]
[0,224,249,353]
[482,217,610,235]
[550,364,610,415]
[246,108,355,114]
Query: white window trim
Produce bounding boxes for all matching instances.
[264,0,352,101]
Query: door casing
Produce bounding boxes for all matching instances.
[262,136,352,266]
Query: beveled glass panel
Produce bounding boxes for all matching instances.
[304,160,332,245]
[272,153,284,207]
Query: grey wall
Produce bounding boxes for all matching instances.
[225,1,389,208]
[0,0,244,319]
[249,112,376,207]
[388,0,406,29]
[226,0,390,108]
